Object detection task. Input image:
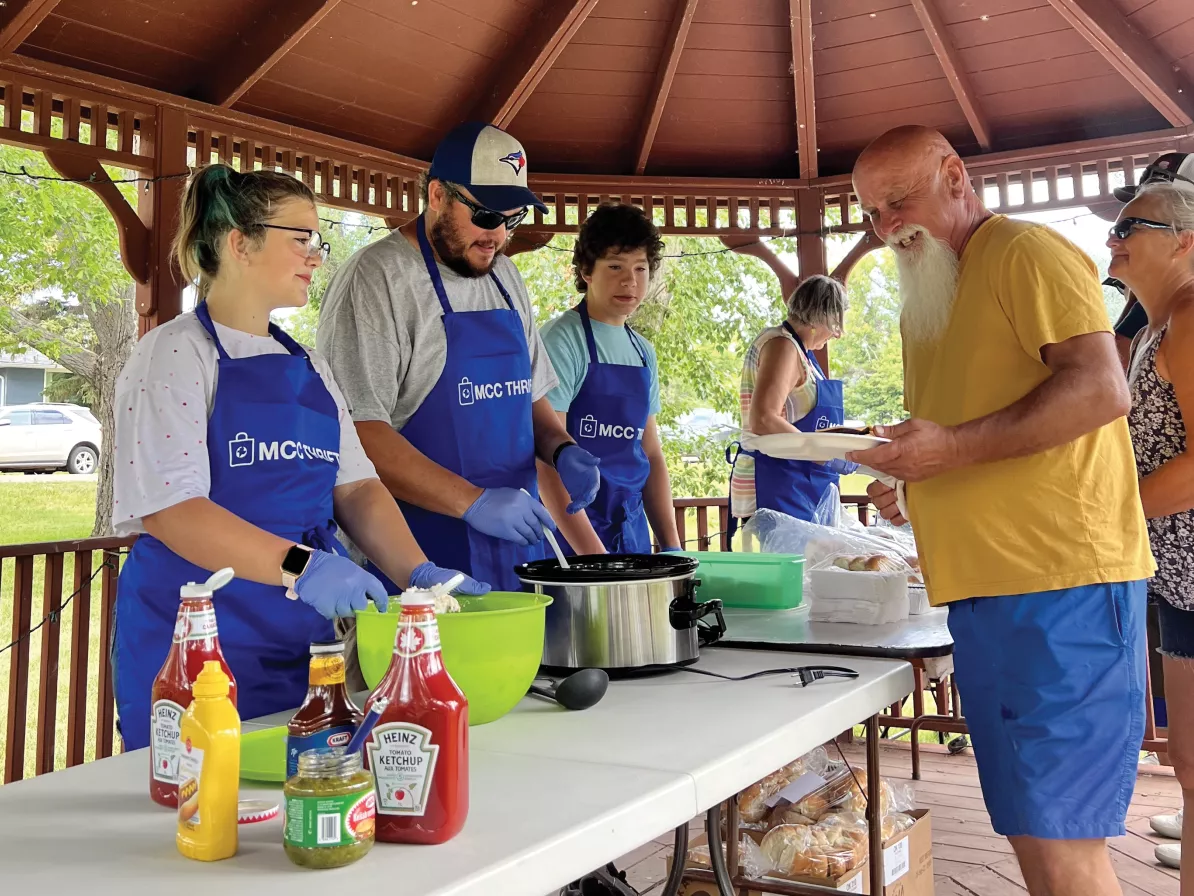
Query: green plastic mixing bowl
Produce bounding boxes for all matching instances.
[355,592,551,726]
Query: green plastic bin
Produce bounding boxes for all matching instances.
[679,551,805,610]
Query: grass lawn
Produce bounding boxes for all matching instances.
[0,474,112,781]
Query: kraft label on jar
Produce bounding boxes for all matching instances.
[151,700,185,783]
[287,725,356,779]
[285,791,376,849]
[367,723,439,816]
[392,620,441,658]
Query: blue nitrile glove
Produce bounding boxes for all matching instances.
[462,487,556,546]
[555,444,601,513]
[408,561,491,595]
[294,550,389,617]
[824,458,860,476]
[661,546,684,553]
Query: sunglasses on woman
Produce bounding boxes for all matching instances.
[444,183,529,231]
[262,224,331,262]
[1108,217,1174,240]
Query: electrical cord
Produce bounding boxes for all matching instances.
[675,663,859,687]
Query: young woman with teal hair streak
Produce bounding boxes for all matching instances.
[110,164,488,752]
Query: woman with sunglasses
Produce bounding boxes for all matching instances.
[111,164,486,751]
[1108,182,1194,874]
[728,275,851,536]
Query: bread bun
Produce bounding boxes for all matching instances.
[737,758,807,823]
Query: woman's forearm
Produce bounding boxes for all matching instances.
[1139,453,1194,519]
[142,498,292,585]
[537,459,605,554]
[333,478,428,588]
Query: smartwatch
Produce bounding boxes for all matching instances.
[281,544,314,600]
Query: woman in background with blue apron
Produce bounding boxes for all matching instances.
[729,275,851,540]
[539,203,682,554]
[111,165,484,750]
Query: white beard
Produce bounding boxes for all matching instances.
[889,225,960,345]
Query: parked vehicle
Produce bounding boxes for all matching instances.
[0,403,102,474]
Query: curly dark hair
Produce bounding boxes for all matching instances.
[572,202,665,292]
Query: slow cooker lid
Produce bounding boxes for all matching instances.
[515,552,698,583]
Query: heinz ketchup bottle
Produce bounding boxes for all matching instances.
[362,589,468,844]
[149,568,238,808]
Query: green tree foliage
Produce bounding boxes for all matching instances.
[0,144,138,535]
[829,247,906,425]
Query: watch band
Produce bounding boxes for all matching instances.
[281,544,314,600]
[552,441,576,468]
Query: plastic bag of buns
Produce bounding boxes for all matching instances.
[765,766,915,829]
[758,814,867,879]
[736,747,830,824]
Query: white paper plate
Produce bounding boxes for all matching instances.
[742,431,888,463]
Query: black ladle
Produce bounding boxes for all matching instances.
[529,668,609,710]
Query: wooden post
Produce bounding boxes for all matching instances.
[796,189,830,369]
[136,105,188,335]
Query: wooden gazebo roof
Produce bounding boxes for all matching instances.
[4,0,1191,180]
[0,0,1192,326]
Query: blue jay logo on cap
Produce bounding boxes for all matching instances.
[499,150,525,175]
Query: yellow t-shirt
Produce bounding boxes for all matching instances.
[903,215,1154,605]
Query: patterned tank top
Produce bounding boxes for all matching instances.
[1127,325,1194,610]
[730,325,819,518]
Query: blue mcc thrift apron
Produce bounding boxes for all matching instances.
[113,302,341,750]
[563,299,652,554]
[373,215,541,592]
[731,322,845,525]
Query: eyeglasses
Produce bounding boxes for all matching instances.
[1108,217,1174,241]
[443,183,528,232]
[262,224,331,262]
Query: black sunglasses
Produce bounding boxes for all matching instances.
[262,224,331,263]
[444,183,528,231]
[1108,217,1174,241]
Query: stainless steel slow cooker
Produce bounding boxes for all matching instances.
[514,554,725,671]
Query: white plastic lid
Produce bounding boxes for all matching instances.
[401,588,435,608]
[309,640,345,655]
[180,567,235,599]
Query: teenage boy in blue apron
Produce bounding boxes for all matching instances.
[318,123,601,591]
[538,203,682,555]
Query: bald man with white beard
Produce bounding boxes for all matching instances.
[847,126,1155,896]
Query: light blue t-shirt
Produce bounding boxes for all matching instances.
[540,308,661,416]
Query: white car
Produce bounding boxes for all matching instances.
[0,403,102,474]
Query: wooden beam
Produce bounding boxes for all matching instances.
[43,150,150,284]
[910,0,992,151]
[1045,0,1194,127]
[830,231,883,284]
[0,0,60,56]
[789,0,817,179]
[136,105,188,334]
[633,0,700,176]
[193,0,343,107]
[471,0,600,128]
[720,235,799,300]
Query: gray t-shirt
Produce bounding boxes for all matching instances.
[316,229,557,430]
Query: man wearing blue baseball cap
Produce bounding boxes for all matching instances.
[317,122,601,591]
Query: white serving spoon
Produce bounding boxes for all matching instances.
[520,488,570,569]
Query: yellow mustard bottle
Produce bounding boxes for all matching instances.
[176,660,240,862]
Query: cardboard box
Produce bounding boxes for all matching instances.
[666,810,933,896]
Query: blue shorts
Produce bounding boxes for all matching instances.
[948,581,1146,840]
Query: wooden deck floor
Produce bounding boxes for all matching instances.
[605,741,1182,896]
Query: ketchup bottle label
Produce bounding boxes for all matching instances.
[393,621,440,658]
[151,699,185,784]
[176,607,218,642]
[367,723,439,816]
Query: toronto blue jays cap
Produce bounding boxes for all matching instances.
[427,121,548,213]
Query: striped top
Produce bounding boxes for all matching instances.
[730,324,819,518]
